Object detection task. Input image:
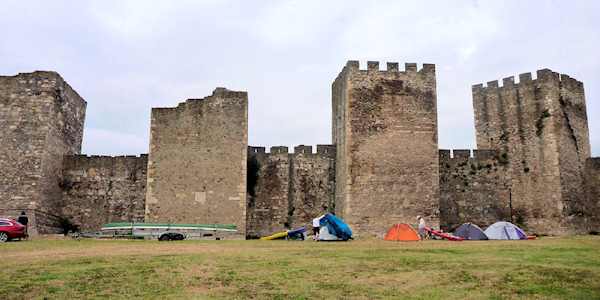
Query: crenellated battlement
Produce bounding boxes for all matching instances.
[248,146,266,155]
[69,154,148,159]
[248,145,336,159]
[342,60,435,73]
[316,144,336,155]
[439,149,500,163]
[270,146,289,154]
[472,69,583,92]
[472,67,588,152]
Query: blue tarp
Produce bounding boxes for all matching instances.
[319,213,353,240]
[287,227,306,235]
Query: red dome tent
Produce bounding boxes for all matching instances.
[384,223,419,241]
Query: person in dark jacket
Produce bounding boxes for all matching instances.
[18,212,29,238]
[18,211,28,226]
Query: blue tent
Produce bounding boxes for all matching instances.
[319,213,353,240]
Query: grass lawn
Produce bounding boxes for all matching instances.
[0,236,599,299]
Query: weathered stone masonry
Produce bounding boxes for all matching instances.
[0,71,86,235]
[439,149,509,231]
[61,154,148,233]
[585,158,600,230]
[1,63,598,238]
[472,70,592,235]
[246,145,335,238]
[333,61,440,237]
[145,88,248,235]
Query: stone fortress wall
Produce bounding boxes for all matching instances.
[472,70,593,235]
[0,62,598,238]
[246,145,335,238]
[438,149,509,231]
[145,88,248,236]
[333,61,440,237]
[60,154,148,232]
[585,158,600,227]
[0,71,86,235]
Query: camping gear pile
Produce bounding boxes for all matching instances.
[261,214,533,242]
[261,213,353,241]
[424,227,465,241]
[261,227,307,240]
[385,221,532,242]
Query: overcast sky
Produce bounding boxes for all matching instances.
[2,1,598,157]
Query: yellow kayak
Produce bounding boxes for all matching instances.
[260,231,287,240]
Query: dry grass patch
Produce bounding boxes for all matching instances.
[0,236,598,299]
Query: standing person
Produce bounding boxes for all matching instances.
[417,216,425,241]
[18,211,28,238]
[18,211,28,226]
[312,214,325,241]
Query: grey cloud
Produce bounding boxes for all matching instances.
[1,1,598,156]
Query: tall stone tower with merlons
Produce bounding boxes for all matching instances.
[332,61,440,237]
[472,69,593,235]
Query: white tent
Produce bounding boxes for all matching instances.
[318,226,343,241]
[484,221,527,240]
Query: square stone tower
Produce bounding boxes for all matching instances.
[0,71,86,234]
[472,69,592,235]
[145,88,248,235]
[332,61,440,237]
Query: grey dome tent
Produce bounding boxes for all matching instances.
[454,223,488,240]
[484,221,526,240]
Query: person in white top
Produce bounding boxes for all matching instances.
[312,214,325,241]
[417,216,426,241]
